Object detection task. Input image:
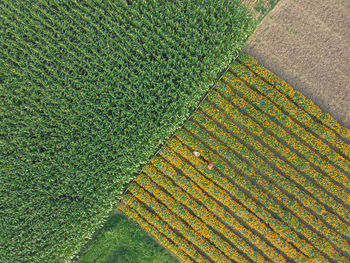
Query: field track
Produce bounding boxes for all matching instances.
[119,54,350,262]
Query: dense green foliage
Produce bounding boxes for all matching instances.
[0,0,255,262]
[76,211,177,263]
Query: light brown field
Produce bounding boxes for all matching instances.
[244,0,350,127]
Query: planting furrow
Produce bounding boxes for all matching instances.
[184,118,348,262]
[120,193,209,262]
[146,156,287,263]
[118,53,349,262]
[127,180,230,262]
[166,137,299,263]
[223,72,350,185]
[178,126,335,262]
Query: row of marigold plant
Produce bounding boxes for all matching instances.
[119,199,194,263]
[121,187,211,262]
[127,176,232,262]
[197,100,350,237]
[140,165,254,263]
[158,141,298,263]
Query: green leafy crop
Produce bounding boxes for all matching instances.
[0,0,255,262]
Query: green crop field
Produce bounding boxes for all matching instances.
[75,210,177,263]
[0,1,255,262]
[120,53,350,262]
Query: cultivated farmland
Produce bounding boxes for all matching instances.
[244,0,350,127]
[120,53,350,262]
[0,1,255,262]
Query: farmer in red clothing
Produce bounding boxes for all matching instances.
[193,151,213,170]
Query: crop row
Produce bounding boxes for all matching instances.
[223,69,350,179]
[150,153,277,262]
[156,145,300,262]
[161,134,310,262]
[209,81,350,218]
[161,140,298,262]
[1,1,256,261]
[127,177,232,262]
[199,94,350,229]
[190,105,350,258]
[236,53,350,144]
[120,54,349,263]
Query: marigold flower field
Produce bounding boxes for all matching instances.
[119,54,350,263]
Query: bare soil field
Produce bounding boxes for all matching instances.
[244,0,350,127]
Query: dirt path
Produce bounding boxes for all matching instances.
[119,54,350,263]
[244,0,350,127]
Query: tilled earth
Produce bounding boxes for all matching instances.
[244,0,350,128]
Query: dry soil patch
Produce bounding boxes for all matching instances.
[244,0,350,127]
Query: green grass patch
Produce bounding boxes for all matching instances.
[75,210,177,263]
[253,0,279,21]
[0,0,255,262]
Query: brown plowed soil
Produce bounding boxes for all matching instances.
[244,0,350,127]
